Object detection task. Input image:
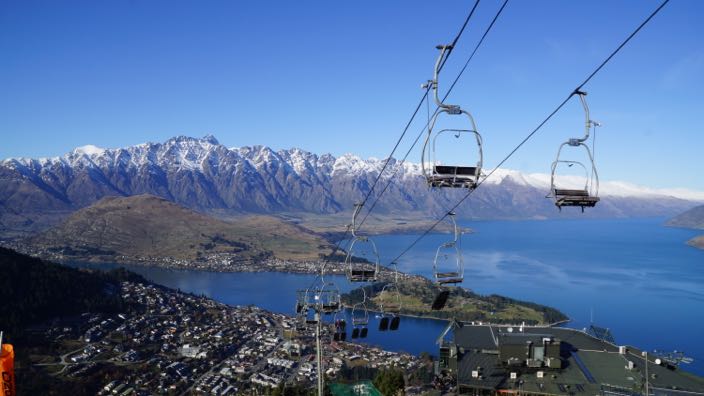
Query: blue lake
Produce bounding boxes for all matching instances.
[68,218,704,375]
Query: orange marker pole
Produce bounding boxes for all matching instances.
[0,332,15,396]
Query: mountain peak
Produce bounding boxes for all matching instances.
[202,134,219,145]
[73,144,106,157]
[166,135,219,146]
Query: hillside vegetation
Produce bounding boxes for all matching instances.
[0,247,140,339]
[667,204,704,249]
[667,204,704,229]
[342,277,568,325]
[28,194,333,262]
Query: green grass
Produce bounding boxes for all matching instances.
[345,277,567,325]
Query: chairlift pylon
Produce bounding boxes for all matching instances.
[548,90,600,212]
[421,44,483,189]
[345,203,380,282]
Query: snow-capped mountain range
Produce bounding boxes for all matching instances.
[1,135,702,235]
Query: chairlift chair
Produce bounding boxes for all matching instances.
[294,311,310,336]
[421,44,483,190]
[378,263,402,331]
[333,312,347,342]
[351,301,369,339]
[317,281,342,315]
[548,91,600,212]
[432,213,464,286]
[431,213,464,311]
[378,285,401,331]
[345,203,380,282]
[295,290,308,314]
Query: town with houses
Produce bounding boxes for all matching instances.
[5,240,347,274]
[28,280,422,395]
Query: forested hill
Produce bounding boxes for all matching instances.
[342,277,568,325]
[0,247,143,341]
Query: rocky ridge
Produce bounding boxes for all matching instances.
[2,135,702,236]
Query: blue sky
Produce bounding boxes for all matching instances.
[1,1,702,190]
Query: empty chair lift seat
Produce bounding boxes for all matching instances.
[322,302,340,313]
[435,271,463,285]
[379,317,389,331]
[348,269,377,282]
[429,165,478,188]
[389,316,400,331]
[383,304,401,314]
[553,188,599,208]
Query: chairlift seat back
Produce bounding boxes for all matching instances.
[554,188,589,197]
[322,302,340,313]
[555,195,600,208]
[427,166,479,189]
[379,317,389,331]
[348,269,377,282]
[435,165,478,176]
[437,277,463,285]
[436,270,463,285]
[390,316,400,331]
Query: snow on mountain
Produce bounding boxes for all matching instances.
[483,168,704,201]
[3,135,703,202]
[2,135,702,235]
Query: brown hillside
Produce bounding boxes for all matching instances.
[29,194,332,262]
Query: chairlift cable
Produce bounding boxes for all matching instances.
[355,0,481,214]
[441,0,509,104]
[438,0,482,72]
[388,0,670,265]
[356,0,509,231]
[315,0,483,281]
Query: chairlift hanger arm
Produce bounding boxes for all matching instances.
[351,202,364,237]
[448,212,460,244]
[432,45,461,112]
[571,91,600,145]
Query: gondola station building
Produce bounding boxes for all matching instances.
[437,322,704,396]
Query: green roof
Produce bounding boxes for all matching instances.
[329,381,382,396]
